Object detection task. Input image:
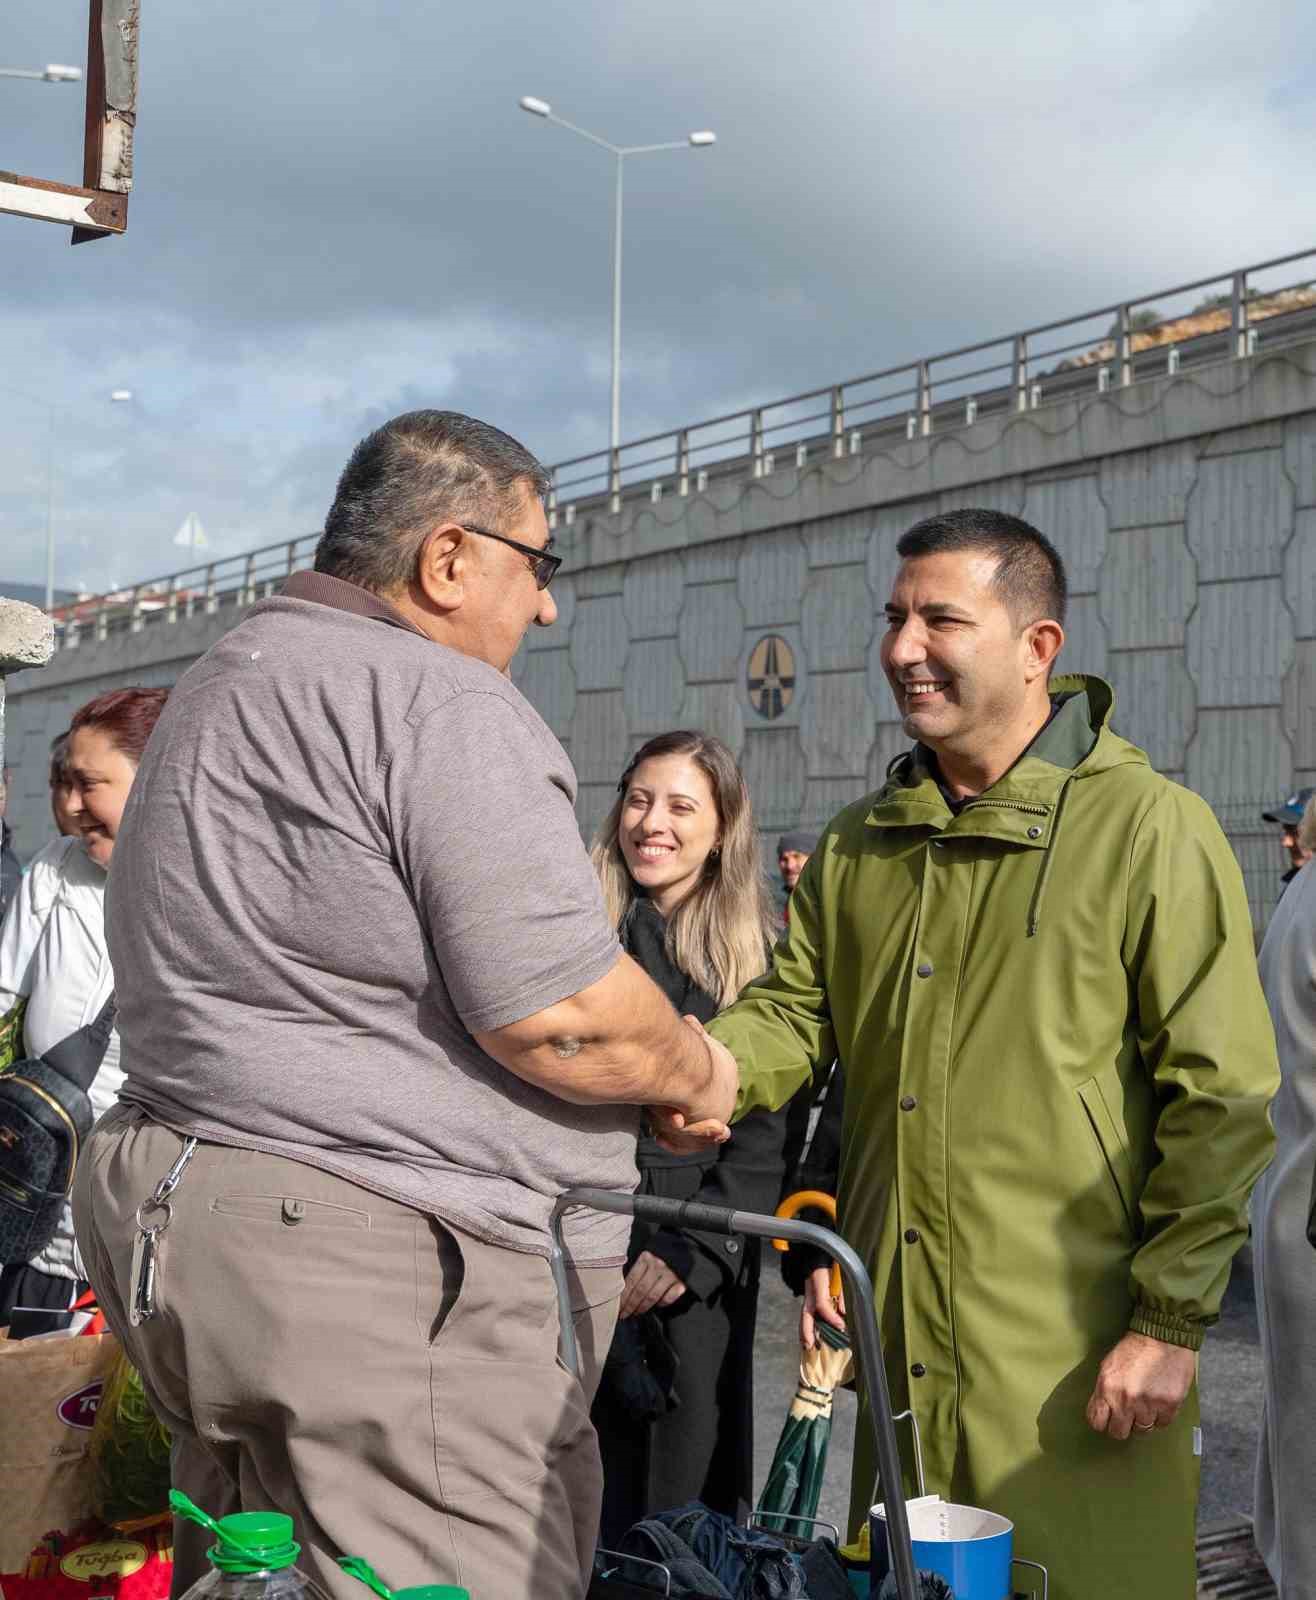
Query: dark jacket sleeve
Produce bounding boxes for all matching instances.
[645,1105,791,1301]
[622,915,789,1299]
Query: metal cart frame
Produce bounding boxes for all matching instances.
[549,1187,922,1600]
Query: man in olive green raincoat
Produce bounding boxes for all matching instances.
[708,510,1278,1600]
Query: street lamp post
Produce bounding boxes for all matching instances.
[518,96,715,456]
[2,388,134,610]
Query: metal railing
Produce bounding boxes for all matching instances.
[1213,804,1288,937]
[544,243,1316,521]
[44,243,1316,650]
[48,538,320,651]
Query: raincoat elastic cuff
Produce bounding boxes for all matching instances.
[1129,1306,1205,1351]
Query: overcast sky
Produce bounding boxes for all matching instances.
[2,0,1314,594]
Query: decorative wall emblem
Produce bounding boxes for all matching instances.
[747,634,796,720]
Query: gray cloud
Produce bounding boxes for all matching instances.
[2,0,1314,591]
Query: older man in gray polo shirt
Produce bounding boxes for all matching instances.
[73,411,736,1600]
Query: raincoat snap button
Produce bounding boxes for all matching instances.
[725,1240,739,1255]
[1027,824,1043,839]
[900,1095,918,1112]
[904,1228,920,1244]
[282,1198,306,1225]
[916,961,933,978]
[910,1362,927,1378]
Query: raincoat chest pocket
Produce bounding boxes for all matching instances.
[1076,1072,1140,1240]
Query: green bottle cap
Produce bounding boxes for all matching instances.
[170,1491,302,1575]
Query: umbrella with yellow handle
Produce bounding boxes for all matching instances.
[771,1187,845,1303]
[755,1189,855,1535]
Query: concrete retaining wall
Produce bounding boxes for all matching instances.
[9,336,1316,927]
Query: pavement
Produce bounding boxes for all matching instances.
[750,1245,1265,1541]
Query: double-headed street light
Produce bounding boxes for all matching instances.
[0,64,82,82]
[518,96,715,455]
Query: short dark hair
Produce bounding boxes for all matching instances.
[315,409,551,593]
[896,509,1067,627]
[50,730,72,790]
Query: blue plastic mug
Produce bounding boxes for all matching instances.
[870,1499,1013,1600]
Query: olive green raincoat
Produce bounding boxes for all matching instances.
[711,676,1277,1600]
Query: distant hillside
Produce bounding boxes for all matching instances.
[1060,285,1316,370]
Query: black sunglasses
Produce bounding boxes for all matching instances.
[460,523,562,590]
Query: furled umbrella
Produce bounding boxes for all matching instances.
[754,1190,853,1536]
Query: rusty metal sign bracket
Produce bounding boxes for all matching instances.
[0,0,137,241]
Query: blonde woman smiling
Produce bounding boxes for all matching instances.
[589,729,787,1541]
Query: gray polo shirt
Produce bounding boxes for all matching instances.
[107,571,635,1263]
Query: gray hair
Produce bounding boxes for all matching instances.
[314,409,550,593]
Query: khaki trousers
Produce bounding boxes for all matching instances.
[72,1105,620,1600]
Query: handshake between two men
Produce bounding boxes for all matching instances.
[474,937,1202,1452]
[648,1014,740,1153]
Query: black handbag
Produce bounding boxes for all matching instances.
[0,995,117,1265]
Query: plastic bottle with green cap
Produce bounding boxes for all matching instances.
[338,1552,469,1600]
[169,1490,313,1600]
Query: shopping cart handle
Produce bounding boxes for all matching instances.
[601,1193,739,1234]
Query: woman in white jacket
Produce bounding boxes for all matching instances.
[0,687,168,1336]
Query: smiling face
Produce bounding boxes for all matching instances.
[618,753,722,917]
[880,549,1062,790]
[64,727,140,868]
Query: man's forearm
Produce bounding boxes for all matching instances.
[475,953,721,1115]
[490,1015,715,1110]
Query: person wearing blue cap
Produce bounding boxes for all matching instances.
[1262,788,1315,896]
[776,830,818,926]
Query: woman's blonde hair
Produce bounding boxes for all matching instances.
[1300,791,1316,855]
[590,730,776,1007]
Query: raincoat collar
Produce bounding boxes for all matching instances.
[866,674,1132,849]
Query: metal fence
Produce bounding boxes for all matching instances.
[1215,805,1287,939]
[46,242,1316,652]
[50,537,320,651]
[544,243,1316,520]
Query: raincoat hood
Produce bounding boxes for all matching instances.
[871,674,1142,824]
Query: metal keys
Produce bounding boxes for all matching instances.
[128,1135,198,1327]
